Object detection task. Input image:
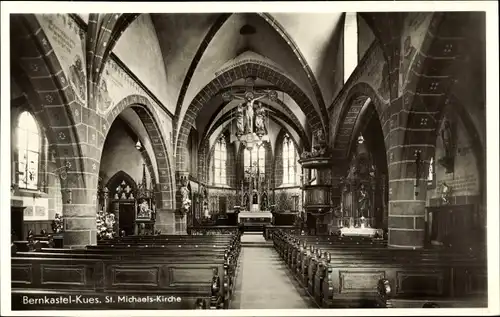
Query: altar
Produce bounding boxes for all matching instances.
[238,210,273,232]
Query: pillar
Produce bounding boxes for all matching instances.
[62,184,97,248]
[386,98,427,248]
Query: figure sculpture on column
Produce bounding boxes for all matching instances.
[180,177,191,215]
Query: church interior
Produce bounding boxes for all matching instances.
[8,11,490,311]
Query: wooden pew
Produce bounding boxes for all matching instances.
[12,256,232,309]
[12,234,241,310]
[273,231,487,309]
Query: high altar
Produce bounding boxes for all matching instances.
[223,77,275,229]
[237,159,273,227]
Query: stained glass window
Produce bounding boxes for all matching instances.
[17,111,40,190]
[213,138,227,185]
[283,135,298,185]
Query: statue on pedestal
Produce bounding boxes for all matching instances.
[358,184,371,218]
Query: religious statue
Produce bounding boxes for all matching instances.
[315,129,326,145]
[261,194,268,211]
[137,199,151,219]
[441,182,452,205]
[232,91,267,133]
[254,102,266,134]
[236,104,245,135]
[358,184,370,218]
[180,178,191,211]
[441,120,453,158]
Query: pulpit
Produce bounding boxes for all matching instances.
[298,130,333,235]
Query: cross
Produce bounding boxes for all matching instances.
[221,77,278,103]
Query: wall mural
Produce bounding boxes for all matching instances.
[399,12,433,94]
[36,14,87,105]
[427,114,479,201]
[101,58,173,153]
[360,46,390,103]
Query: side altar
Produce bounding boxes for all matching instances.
[335,135,384,239]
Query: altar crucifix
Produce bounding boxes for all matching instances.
[222,77,278,138]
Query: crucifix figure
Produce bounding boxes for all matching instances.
[222,77,277,134]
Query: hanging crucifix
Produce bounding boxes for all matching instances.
[222,77,278,137]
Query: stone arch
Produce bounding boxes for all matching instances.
[398,12,473,181]
[105,170,138,194]
[205,86,311,146]
[200,106,310,154]
[86,13,140,110]
[11,14,98,247]
[11,15,86,189]
[174,13,328,145]
[332,82,386,160]
[358,13,403,100]
[104,95,175,210]
[176,62,323,172]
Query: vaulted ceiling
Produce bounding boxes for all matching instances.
[112,12,349,152]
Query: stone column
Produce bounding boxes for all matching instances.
[62,185,97,249]
[386,99,427,249]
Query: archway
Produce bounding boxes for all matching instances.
[102,95,175,234]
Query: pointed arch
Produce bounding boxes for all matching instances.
[105,95,175,210]
[176,61,321,173]
[105,170,138,194]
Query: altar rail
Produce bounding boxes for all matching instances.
[187,226,240,235]
[263,225,301,240]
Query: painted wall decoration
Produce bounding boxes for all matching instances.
[359,45,390,102]
[36,14,87,105]
[100,58,173,153]
[399,13,433,94]
[427,114,479,201]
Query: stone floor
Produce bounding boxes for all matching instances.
[230,233,315,309]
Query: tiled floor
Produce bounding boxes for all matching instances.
[230,233,315,309]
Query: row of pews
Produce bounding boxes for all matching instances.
[273,231,487,309]
[11,232,241,310]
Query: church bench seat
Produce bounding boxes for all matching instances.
[315,257,487,308]
[11,252,236,309]
[272,232,486,309]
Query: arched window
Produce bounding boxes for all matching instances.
[244,146,265,175]
[282,135,297,185]
[17,111,40,190]
[213,137,227,185]
[344,12,358,83]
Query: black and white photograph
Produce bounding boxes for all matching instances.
[1,1,499,316]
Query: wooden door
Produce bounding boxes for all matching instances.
[11,207,24,240]
[119,204,135,236]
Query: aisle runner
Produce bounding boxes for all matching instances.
[230,234,313,309]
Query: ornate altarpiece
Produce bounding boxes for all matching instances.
[336,136,385,238]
